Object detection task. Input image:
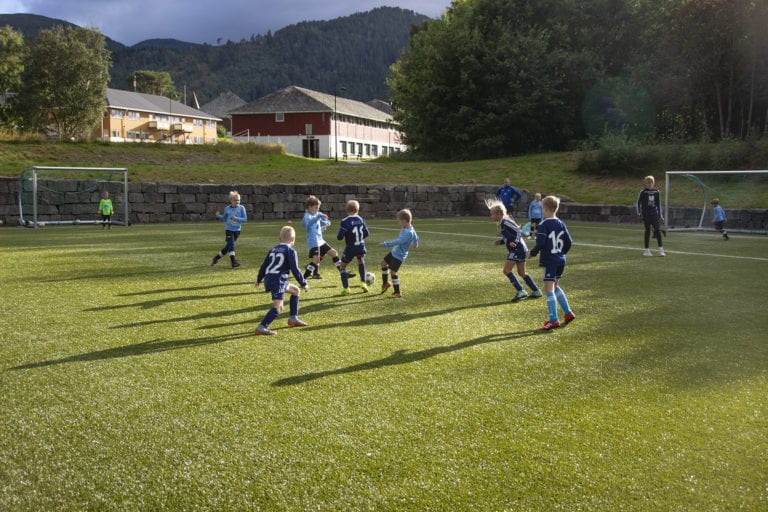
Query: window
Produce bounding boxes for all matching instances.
[276,113,285,122]
[111,109,124,119]
[340,141,347,154]
[127,111,140,121]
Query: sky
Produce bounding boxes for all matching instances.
[0,0,451,46]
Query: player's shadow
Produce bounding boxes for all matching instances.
[272,330,539,387]
[87,290,253,313]
[9,331,254,370]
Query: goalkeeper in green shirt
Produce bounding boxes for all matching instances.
[98,190,113,229]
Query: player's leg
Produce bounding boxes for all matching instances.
[286,284,308,327]
[518,261,541,297]
[357,255,369,292]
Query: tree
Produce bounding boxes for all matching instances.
[17,25,110,140]
[0,25,26,130]
[130,70,179,99]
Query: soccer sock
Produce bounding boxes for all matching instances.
[381,266,390,283]
[524,274,539,292]
[229,253,236,263]
[304,263,315,278]
[358,262,366,281]
[393,277,400,293]
[261,307,279,328]
[289,295,299,317]
[546,291,558,321]
[506,272,523,291]
[555,286,572,315]
[332,256,341,268]
[341,269,349,288]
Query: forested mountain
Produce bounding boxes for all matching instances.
[0,8,429,104]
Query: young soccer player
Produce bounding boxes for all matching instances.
[527,192,543,239]
[98,190,113,229]
[710,198,729,240]
[254,225,309,335]
[486,198,542,302]
[528,195,575,331]
[379,209,419,298]
[211,190,247,268]
[300,195,353,279]
[636,176,666,256]
[337,199,370,295]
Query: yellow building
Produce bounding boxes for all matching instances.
[94,88,221,144]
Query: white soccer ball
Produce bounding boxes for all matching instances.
[365,272,376,285]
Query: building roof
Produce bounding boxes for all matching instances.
[200,91,247,119]
[106,88,222,121]
[230,85,395,123]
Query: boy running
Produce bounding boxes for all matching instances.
[300,195,352,279]
[379,209,419,298]
[337,200,370,295]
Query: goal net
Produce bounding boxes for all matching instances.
[19,166,129,226]
[664,170,768,233]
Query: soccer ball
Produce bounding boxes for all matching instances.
[365,272,376,285]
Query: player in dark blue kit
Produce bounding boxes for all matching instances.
[496,177,522,212]
[486,198,542,302]
[254,226,309,335]
[337,200,371,295]
[636,175,666,256]
[528,195,575,331]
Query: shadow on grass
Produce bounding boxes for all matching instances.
[88,290,253,312]
[9,331,254,370]
[272,329,541,387]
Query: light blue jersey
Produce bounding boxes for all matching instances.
[302,211,330,249]
[218,204,247,231]
[381,226,419,262]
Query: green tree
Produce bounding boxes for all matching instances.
[0,25,26,130]
[17,25,111,140]
[131,69,179,99]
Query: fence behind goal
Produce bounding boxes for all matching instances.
[664,170,768,234]
[19,167,129,226]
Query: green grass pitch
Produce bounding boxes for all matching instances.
[1,219,767,511]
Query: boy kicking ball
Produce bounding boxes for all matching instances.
[527,195,575,331]
[254,226,309,335]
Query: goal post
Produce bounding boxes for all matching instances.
[664,170,768,232]
[19,166,129,227]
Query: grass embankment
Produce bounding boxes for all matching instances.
[2,140,767,207]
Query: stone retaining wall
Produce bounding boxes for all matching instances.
[1,177,766,230]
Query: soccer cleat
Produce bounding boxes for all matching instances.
[723,233,729,241]
[254,325,276,335]
[312,274,323,279]
[658,248,666,257]
[530,290,543,298]
[643,249,652,257]
[210,256,220,266]
[540,319,560,331]
[287,318,308,327]
[231,260,241,268]
[512,290,529,302]
[360,283,369,293]
[347,272,357,278]
[393,292,402,298]
[563,311,575,325]
[340,288,350,296]
[381,281,391,294]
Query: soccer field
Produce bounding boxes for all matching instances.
[1,219,767,511]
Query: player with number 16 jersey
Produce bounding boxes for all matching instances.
[530,213,572,274]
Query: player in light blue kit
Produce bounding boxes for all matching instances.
[379,209,419,298]
[300,195,353,280]
[254,226,309,335]
[211,190,247,268]
[528,195,575,331]
[710,198,729,240]
[337,199,370,295]
[486,198,542,302]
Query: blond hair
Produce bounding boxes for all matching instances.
[228,190,240,201]
[397,208,413,223]
[346,200,360,214]
[644,176,655,186]
[542,195,560,215]
[484,197,508,218]
[305,195,321,208]
[279,226,295,243]
[710,198,720,206]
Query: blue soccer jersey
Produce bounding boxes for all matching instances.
[218,204,247,232]
[256,243,307,292]
[499,218,528,260]
[337,214,369,257]
[302,211,330,249]
[381,226,419,262]
[530,217,572,267]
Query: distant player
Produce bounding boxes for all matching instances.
[486,198,542,302]
[496,177,522,212]
[379,208,419,298]
[710,198,729,240]
[527,192,543,239]
[254,225,309,335]
[636,176,666,256]
[300,195,353,280]
[211,190,247,268]
[337,200,370,295]
[98,190,113,229]
[528,195,575,331]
